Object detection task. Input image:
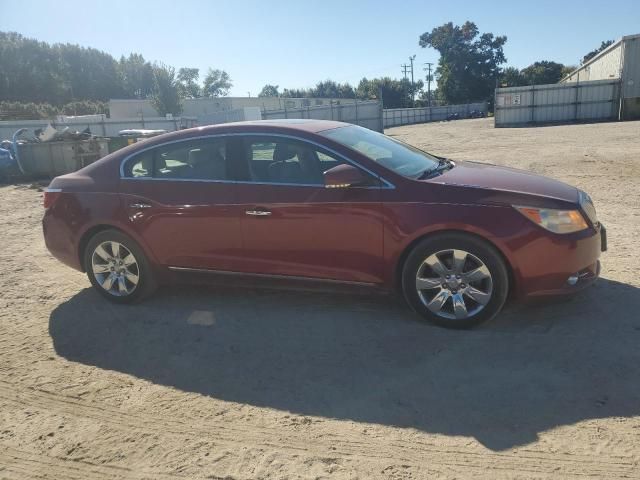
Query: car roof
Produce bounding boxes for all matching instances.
[188,119,350,134]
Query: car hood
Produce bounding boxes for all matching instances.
[427,160,578,203]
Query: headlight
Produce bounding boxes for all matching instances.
[514,206,588,234]
[579,190,598,225]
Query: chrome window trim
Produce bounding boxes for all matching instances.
[118,132,395,189]
[120,177,381,190]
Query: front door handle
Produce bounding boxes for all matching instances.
[245,210,272,216]
[129,203,152,209]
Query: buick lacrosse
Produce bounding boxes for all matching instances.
[43,120,605,328]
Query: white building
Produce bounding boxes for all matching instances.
[561,33,640,119]
[109,97,359,122]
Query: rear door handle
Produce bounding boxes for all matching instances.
[129,203,152,209]
[245,210,272,216]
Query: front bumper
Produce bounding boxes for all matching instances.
[515,223,605,299]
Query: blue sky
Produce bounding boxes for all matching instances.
[1,0,639,96]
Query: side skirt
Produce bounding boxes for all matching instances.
[166,266,387,294]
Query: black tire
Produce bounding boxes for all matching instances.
[84,229,157,304]
[402,233,509,329]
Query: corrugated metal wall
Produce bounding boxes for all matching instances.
[0,117,197,140]
[17,139,110,176]
[494,80,620,127]
[109,97,363,119]
[622,36,640,99]
[198,107,262,126]
[621,36,640,118]
[383,102,487,128]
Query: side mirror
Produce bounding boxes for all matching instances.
[323,164,368,188]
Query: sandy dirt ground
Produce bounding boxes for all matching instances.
[1,118,639,479]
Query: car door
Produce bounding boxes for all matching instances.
[119,136,244,271]
[229,135,385,285]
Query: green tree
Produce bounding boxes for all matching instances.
[0,31,234,107]
[499,62,570,87]
[58,42,123,101]
[582,40,614,64]
[281,88,308,98]
[119,53,154,98]
[499,66,525,87]
[310,80,355,98]
[0,31,68,103]
[408,79,424,104]
[202,69,232,97]
[418,88,440,106]
[356,77,419,108]
[0,32,152,104]
[177,68,201,98]
[258,84,280,97]
[561,65,577,79]
[419,21,507,104]
[280,80,356,99]
[520,61,565,85]
[150,63,183,116]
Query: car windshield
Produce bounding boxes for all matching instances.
[320,125,440,178]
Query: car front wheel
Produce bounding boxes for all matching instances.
[402,233,509,329]
[84,229,156,303]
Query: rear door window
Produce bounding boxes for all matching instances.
[244,137,324,185]
[127,151,154,178]
[123,138,228,181]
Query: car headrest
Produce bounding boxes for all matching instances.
[273,143,298,162]
[188,148,208,165]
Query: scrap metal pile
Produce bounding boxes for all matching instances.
[0,123,106,180]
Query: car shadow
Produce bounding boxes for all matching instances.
[49,277,640,451]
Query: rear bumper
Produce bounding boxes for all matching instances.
[515,223,605,299]
[43,208,84,272]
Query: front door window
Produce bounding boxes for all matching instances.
[243,137,375,187]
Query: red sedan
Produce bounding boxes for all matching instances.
[42,120,606,328]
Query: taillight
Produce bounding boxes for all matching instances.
[43,188,62,209]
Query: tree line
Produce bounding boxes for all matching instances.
[257,77,424,108]
[0,28,615,120]
[0,31,232,118]
[495,38,613,88]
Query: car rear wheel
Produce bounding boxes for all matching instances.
[402,233,509,329]
[84,229,156,303]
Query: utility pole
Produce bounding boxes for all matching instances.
[409,55,416,106]
[423,62,434,107]
[401,63,410,80]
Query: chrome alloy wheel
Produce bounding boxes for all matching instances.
[415,249,493,320]
[91,241,140,297]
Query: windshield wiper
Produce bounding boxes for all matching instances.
[417,158,454,179]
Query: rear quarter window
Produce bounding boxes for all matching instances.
[124,151,153,177]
